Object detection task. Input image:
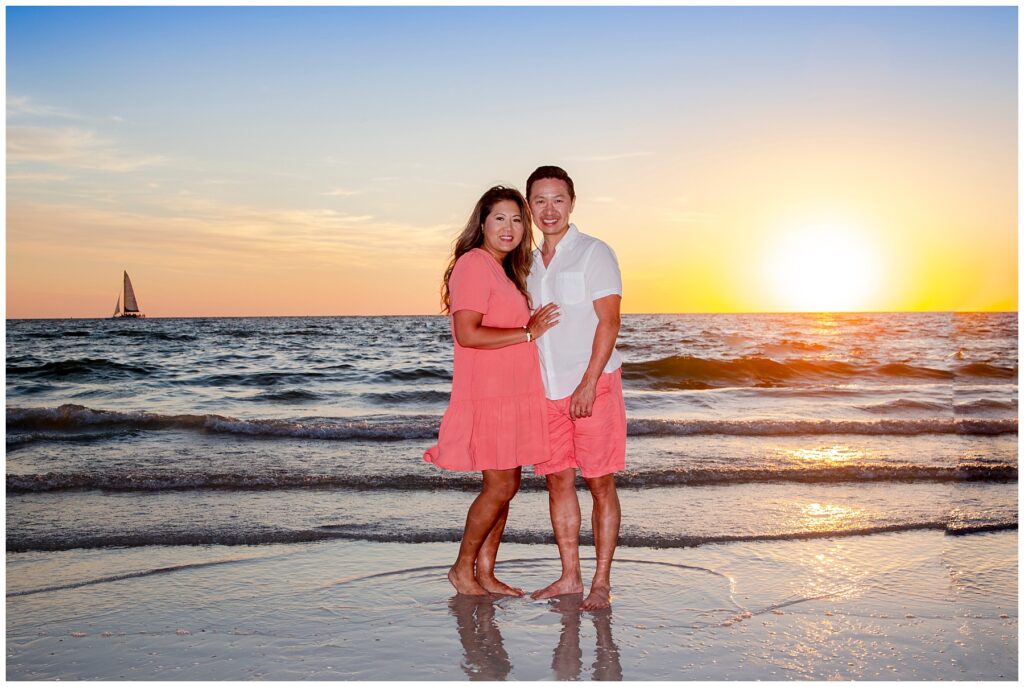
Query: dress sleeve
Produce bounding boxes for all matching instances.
[449,252,494,315]
[585,241,623,301]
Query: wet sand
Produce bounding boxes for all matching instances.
[6,529,1017,680]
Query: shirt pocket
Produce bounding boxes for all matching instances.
[556,271,586,305]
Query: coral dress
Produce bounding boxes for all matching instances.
[424,249,551,471]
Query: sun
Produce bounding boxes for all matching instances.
[764,222,880,312]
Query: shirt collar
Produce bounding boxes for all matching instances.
[534,223,580,259]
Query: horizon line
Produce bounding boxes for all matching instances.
[6,310,1018,321]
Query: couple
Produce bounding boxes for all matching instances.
[425,165,625,611]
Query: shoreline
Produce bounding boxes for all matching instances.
[7,529,1017,680]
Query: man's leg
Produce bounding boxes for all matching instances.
[530,467,585,598]
[449,467,521,595]
[580,473,620,610]
[572,370,626,610]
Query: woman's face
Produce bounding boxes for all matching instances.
[480,199,525,261]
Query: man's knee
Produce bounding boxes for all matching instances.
[545,468,578,496]
[585,474,618,502]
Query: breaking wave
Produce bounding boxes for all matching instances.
[855,399,951,414]
[7,405,1017,444]
[626,417,1016,436]
[8,520,1016,553]
[8,462,1016,494]
[7,405,440,441]
[622,355,1019,390]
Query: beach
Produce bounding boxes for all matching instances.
[6,531,1017,680]
[6,312,1018,680]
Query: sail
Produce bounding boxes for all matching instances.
[123,271,140,313]
[113,295,121,317]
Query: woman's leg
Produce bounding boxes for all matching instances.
[448,467,521,595]
[475,468,525,595]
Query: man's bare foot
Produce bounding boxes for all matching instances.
[476,573,525,597]
[448,566,488,595]
[530,575,584,600]
[581,585,611,611]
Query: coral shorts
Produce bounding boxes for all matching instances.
[534,368,627,479]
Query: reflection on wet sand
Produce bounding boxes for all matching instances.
[551,594,623,681]
[449,593,622,680]
[448,595,512,680]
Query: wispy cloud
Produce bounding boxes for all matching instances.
[7,125,167,172]
[7,171,72,183]
[8,195,452,273]
[7,95,80,120]
[321,187,364,197]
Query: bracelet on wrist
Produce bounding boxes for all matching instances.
[523,326,532,343]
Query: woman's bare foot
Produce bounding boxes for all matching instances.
[530,574,584,600]
[477,573,525,597]
[581,584,612,611]
[448,566,489,595]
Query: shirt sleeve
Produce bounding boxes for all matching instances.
[449,251,493,315]
[585,241,623,301]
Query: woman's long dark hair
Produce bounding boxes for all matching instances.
[441,186,534,314]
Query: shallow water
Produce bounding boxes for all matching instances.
[6,533,1017,680]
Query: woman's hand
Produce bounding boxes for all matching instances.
[527,303,561,340]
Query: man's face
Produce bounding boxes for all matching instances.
[528,178,575,239]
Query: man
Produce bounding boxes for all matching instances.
[525,165,625,611]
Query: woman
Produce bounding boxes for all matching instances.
[425,185,560,596]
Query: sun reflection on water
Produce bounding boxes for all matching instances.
[800,502,863,532]
[799,312,845,338]
[800,541,864,602]
[779,444,869,465]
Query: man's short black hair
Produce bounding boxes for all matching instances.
[526,165,575,201]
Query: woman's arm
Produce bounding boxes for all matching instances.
[453,303,560,350]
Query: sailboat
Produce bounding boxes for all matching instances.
[112,271,146,318]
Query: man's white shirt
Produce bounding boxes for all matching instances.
[526,224,623,401]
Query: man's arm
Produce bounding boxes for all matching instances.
[453,304,560,350]
[569,294,621,420]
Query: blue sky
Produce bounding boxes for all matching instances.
[7,6,1017,315]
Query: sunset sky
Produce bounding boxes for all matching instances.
[6,6,1017,318]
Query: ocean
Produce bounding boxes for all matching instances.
[6,312,1017,553]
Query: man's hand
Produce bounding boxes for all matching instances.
[570,378,598,420]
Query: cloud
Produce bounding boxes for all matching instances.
[7,195,453,274]
[7,125,167,172]
[321,187,365,197]
[7,171,72,183]
[7,95,80,120]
